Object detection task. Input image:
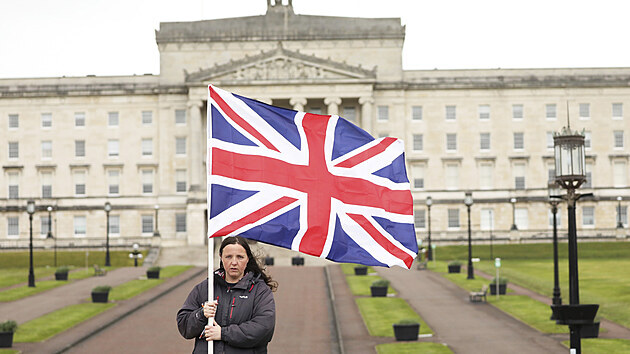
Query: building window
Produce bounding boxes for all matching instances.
[75,112,85,127]
[478,104,490,120]
[446,133,457,151]
[447,209,460,228]
[480,133,491,151]
[108,170,120,195]
[74,170,86,196]
[584,131,592,150]
[515,208,529,230]
[479,163,493,190]
[108,139,119,157]
[414,209,426,229]
[142,215,154,234]
[614,131,624,149]
[8,217,19,237]
[142,138,153,156]
[75,140,86,157]
[512,104,523,119]
[8,172,19,199]
[412,134,423,151]
[176,213,187,232]
[445,163,459,190]
[41,216,50,236]
[109,215,120,235]
[108,112,119,127]
[582,206,595,226]
[41,113,52,128]
[514,163,526,190]
[74,216,87,236]
[513,132,524,150]
[411,164,424,190]
[175,109,186,124]
[377,106,389,121]
[612,103,623,119]
[41,172,52,198]
[176,169,187,192]
[546,132,554,149]
[579,103,590,119]
[613,161,627,187]
[619,206,628,227]
[142,111,153,125]
[142,170,153,194]
[176,137,186,155]
[546,104,557,119]
[341,106,356,122]
[548,163,556,182]
[584,162,593,188]
[41,141,52,159]
[411,106,423,121]
[548,207,562,228]
[480,209,494,231]
[8,114,19,128]
[9,142,19,159]
[309,107,323,114]
[445,105,456,121]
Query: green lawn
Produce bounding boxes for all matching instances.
[345,275,396,296]
[566,339,630,354]
[376,342,453,354]
[0,267,56,288]
[0,250,147,269]
[356,297,433,337]
[0,268,100,302]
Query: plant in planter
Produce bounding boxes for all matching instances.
[291,255,304,266]
[146,266,161,279]
[354,265,368,276]
[264,256,274,266]
[55,266,70,281]
[489,277,508,295]
[370,279,389,297]
[393,319,420,341]
[91,285,112,303]
[447,261,462,273]
[0,320,18,348]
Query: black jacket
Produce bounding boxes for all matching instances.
[177,270,275,354]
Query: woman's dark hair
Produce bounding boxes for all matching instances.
[219,236,278,291]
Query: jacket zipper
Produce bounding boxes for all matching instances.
[229,297,235,319]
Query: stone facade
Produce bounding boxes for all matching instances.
[0,2,628,250]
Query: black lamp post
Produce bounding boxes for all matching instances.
[129,243,142,267]
[617,196,624,229]
[46,206,56,267]
[104,202,111,267]
[548,181,562,309]
[426,196,433,261]
[553,125,594,354]
[464,192,474,280]
[153,204,161,237]
[510,197,518,230]
[27,200,36,287]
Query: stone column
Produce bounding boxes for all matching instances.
[359,96,374,134]
[188,100,203,192]
[290,97,307,112]
[324,97,341,116]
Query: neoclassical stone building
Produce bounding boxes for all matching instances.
[1,1,628,250]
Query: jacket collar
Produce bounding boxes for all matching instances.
[214,269,261,290]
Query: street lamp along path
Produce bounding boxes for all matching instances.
[464,192,474,280]
[26,200,36,288]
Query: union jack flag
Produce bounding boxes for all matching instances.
[207,85,418,269]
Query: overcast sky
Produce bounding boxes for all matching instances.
[1,0,628,78]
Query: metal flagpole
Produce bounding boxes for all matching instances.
[207,86,214,354]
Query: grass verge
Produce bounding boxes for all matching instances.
[562,338,630,354]
[0,269,99,302]
[345,275,396,296]
[356,297,433,337]
[376,342,452,354]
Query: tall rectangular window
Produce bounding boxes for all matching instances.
[142,215,154,234]
[142,138,153,156]
[342,106,356,122]
[445,105,456,121]
[548,207,562,228]
[478,104,490,120]
[582,206,595,226]
[142,111,153,125]
[108,112,119,126]
[176,137,186,155]
[579,103,590,119]
[176,169,187,192]
[584,131,592,150]
[41,113,52,128]
[74,170,86,196]
[8,217,19,237]
[8,114,19,128]
[448,209,460,228]
[8,172,19,199]
[41,140,52,159]
[377,106,389,121]
[618,206,628,227]
[614,131,624,148]
[41,216,50,236]
[514,163,526,190]
[479,163,493,189]
[584,162,593,188]
[142,170,153,194]
[109,215,120,235]
[75,140,85,157]
[108,139,119,157]
[41,171,52,198]
[414,209,426,229]
[546,132,554,149]
[176,213,187,232]
[411,164,424,190]
[175,109,186,124]
[613,161,627,187]
[108,170,120,195]
[513,132,524,150]
[512,104,523,119]
[411,106,423,121]
[480,209,494,231]
[309,107,323,115]
[412,134,423,151]
[445,163,459,190]
[75,112,85,127]
[8,142,19,159]
[446,133,457,151]
[612,103,623,119]
[74,216,86,236]
[546,104,557,119]
[480,133,490,151]
[515,208,529,230]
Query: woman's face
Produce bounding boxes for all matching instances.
[221,243,249,283]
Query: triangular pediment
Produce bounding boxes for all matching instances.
[185,43,376,83]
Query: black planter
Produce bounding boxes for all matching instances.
[393,323,420,341]
[91,292,110,303]
[489,284,507,295]
[264,257,274,266]
[291,256,304,266]
[581,321,600,338]
[551,304,599,325]
[447,265,461,273]
[0,332,14,348]
[354,266,368,275]
[147,270,160,279]
[55,273,69,281]
[370,286,388,297]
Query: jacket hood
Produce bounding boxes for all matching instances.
[214,269,263,291]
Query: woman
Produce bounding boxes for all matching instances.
[177,236,277,353]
